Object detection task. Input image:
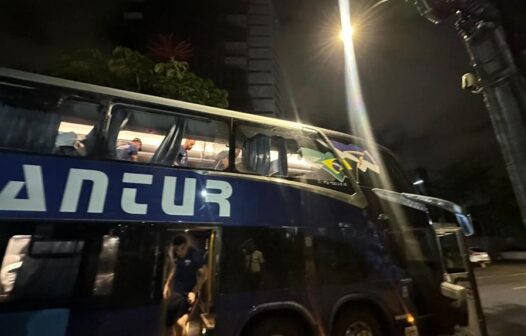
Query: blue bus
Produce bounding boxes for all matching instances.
[0,68,484,336]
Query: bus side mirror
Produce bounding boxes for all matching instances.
[402,193,475,236]
[371,189,475,236]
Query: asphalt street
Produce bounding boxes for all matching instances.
[475,263,526,335]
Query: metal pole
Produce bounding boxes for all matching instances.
[454,3,526,231]
[410,0,526,232]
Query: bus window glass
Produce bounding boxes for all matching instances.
[110,107,177,163]
[0,235,83,303]
[55,100,101,157]
[236,124,353,193]
[109,107,230,170]
[312,228,367,285]
[0,83,101,156]
[438,233,467,274]
[328,135,414,193]
[181,117,230,170]
[93,235,120,296]
[220,227,306,293]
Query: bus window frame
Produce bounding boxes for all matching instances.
[104,101,233,171]
[0,86,107,158]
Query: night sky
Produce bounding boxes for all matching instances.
[276,0,504,176]
[0,0,517,213]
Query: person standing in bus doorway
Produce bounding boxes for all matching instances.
[174,139,196,167]
[242,239,264,289]
[116,138,142,161]
[164,235,207,336]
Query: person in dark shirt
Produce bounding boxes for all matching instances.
[164,235,207,335]
[116,138,142,161]
[174,139,196,167]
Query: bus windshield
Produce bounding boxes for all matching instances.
[327,134,415,193]
[236,123,354,194]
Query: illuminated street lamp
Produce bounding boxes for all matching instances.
[339,26,354,41]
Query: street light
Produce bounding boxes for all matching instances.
[339,26,354,41]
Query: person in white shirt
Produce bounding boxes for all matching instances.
[242,239,264,289]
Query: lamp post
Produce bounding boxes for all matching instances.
[409,0,526,231]
[342,0,526,231]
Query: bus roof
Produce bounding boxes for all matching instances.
[0,67,307,131]
[0,68,396,157]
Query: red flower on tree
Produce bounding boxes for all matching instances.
[148,34,193,62]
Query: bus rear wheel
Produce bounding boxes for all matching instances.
[333,308,384,336]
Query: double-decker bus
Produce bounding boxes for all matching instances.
[0,68,484,336]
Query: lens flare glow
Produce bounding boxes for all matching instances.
[339,26,354,40]
[338,0,427,293]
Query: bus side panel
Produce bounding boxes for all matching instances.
[67,305,163,336]
[0,308,69,336]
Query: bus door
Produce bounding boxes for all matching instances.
[164,226,220,336]
[434,225,487,336]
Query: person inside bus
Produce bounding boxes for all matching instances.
[116,137,142,161]
[54,131,87,157]
[164,235,207,336]
[174,139,196,167]
[241,239,264,289]
[213,147,241,170]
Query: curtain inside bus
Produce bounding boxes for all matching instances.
[242,134,288,176]
[0,93,61,153]
[243,134,272,175]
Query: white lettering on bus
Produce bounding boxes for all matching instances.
[205,180,233,217]
[60,169,109,213]
[161,177,197,216]
[1,165,233,217]
[0,165,46,211]
[121,173,153,215]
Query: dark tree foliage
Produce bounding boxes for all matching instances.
[51,47,228,108]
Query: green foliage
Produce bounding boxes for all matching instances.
[51,47,228,108]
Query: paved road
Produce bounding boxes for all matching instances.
[475,263,526,335]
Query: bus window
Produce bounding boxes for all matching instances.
[93,235,120,296]
[55,100,102,157]
[109,107,177,163]
[0,82,102,157]
[108,106,230,170]
[312,228,368,285]
[0,83,101,156]
[235,123,353,193]
[182,117,230,170]
[0,83,61,153]
[328,135,414,193]
[438,233,467,274]
[0,235,84,303]
[219,227,306,293]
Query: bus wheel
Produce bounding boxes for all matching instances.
[333,308,384,336]
[244,316,310,336]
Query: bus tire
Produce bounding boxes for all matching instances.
[333,307,385,336]
[243,315,310,336]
